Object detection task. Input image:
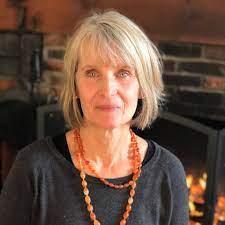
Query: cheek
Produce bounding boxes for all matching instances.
[124,82,139,99]
[77,79,94,99]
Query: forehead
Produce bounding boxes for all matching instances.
[78,39,134,69]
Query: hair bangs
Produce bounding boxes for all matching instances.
[78,29,135,69]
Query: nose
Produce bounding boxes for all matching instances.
[99,73,117,97]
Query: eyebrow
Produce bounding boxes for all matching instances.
[80,64,134,71]
[79,65,96,71]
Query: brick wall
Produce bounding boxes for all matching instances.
[158,42,225,121]
[41,35,225,121]
[0,31,42,103]
[1,32,225,121]
[41,34,67,102]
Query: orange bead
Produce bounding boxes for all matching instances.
[85,195,91,204]
[123,211,129,219]
[130,189,135,197]
[94,220,101,225]
[131,181,137,189]
[83,187,89,195]
[104,180,109,185]
[128,197,133,204]
[133,175,138,181]
[126,204,132,212]
[87,204,93,212]
[82,180,87,187]
[129,180,134,186]
[90,212,96,220]
[120,219,126,225]
[80,171,86,179]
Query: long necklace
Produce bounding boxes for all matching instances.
[74,129,142,189]
[74,128,142,225]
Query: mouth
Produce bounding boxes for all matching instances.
[96,105,120,111]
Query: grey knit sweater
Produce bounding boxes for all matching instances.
[0,136,189,225]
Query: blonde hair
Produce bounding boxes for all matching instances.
[60,10,165,130]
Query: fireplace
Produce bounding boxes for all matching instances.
[134,112,225,225]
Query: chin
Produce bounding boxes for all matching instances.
[97,122,121,129]
[84,115,132,129]
[94,119,131,130]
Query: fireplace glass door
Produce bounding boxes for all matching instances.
[134,112,217,225]
[213,129,225,225]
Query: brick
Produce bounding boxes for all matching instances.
[198,106,225,117]
[0,79,17,91]
[42,70,63,86]
[165,86,178,95]
[167,102,225,122]
[176,89,224,106]
[44,59,63,71]
[0,33,20,57]
[0,57,19,75]
[204,45,225,61]
[158,42,201,57]
[40,70,64,97]
[203,76,225,91]
[186,115,225,129]
[163,74,201,87]
[164,86,178,102]
[48,48,65,60]
[163,60,176,72]
[44,34,68,46]
[21,34,43,52]
[178,62,225,76]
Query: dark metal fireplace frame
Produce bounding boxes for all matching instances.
[156,112,218,225]
[139,112,225,225]
[132,111,220,225]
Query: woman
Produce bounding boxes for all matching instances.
[0,10,189,225]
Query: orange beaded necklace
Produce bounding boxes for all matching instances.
[73,129,142,225]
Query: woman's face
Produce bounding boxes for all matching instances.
[75,47,140,129]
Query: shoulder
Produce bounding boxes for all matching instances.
[134,133,185,176]
[2,138,57,190]
[15,137,57,170]
[155,142,184,171]
[152,141,187,185]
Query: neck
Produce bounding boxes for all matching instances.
[79,125,132,168]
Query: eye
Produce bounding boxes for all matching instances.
[85,69,98,77]
[117,69,131,78]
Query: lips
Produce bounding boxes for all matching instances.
[96,105,120,111]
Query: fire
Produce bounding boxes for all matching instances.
[199,172,207,190]
[187,172,225,225]
[188,222,201,225]
[214,196,225,225]
[188,172,206,206]
[186,174,193,189]
[187,172,206,224]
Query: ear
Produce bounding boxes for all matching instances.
[138,90,144,99]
